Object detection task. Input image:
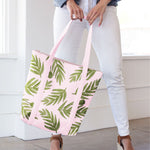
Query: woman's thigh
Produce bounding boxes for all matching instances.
[53,6,86,64]
[91,6,124,86]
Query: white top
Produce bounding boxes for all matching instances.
[79,0,97,13]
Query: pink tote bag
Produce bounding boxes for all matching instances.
[20,18,103,136]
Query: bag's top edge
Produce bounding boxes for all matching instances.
[31,50,103,76]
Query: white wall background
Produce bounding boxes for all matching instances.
[0,0,149,140]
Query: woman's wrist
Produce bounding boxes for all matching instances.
[97,0,111,7]
[66,0,74,5]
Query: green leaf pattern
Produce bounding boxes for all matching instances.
[30,54,44,77]
[68,122,81,135]
[51,59,65,85]
[75,106,88,118]
[21,53,102,136]
[42,88,67,106]
[86,68,96,80]
[58,101,74,119]
[25,77,41,96]
[81,78,101,101]
[21,98,34,120]
[69,67,97,82]
[69,67,82,82]
[44,80,52,90]
[39,109,60,132]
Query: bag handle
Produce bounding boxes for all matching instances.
[49,16,93,79]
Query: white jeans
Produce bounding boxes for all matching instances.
[52,0,130,136]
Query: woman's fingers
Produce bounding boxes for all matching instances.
[89,13,98,25]
[79,9,84,21]
[70,9,74,20]
[86,2,107,26]
[88,11,97,24]
[74,8,84,21]
[67,0,84,21]
[74,8,80,19]
[99,14,103,26]
[86,10,92,21]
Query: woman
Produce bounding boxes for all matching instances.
[50,0,134,150]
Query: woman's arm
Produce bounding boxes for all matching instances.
[86,0,111,26]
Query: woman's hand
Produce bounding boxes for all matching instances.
[86,0,111,26]
[66,0,84,21]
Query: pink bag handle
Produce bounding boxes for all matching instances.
[49,16,93,79]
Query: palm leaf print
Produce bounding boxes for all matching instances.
[35,117,38,120]
[30,54,44,77]
[72,88,78,95]
[44,80,52,90]
[51,59,65,85]
[81,78,101,101]
[48,66,53,79]
[58,101,74,119]
[45,56,49,60]
[68,121,81,135]
[86,68,96,80]
[69,67,96,82]
[69,67,82,82]
[21,98,34,120]
[25,77,41,96]
[39,109,60,132]
[42,88,67,106]
[75,106,88,118]
[78,100,85,107]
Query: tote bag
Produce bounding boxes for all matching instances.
[20,18,103,136]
